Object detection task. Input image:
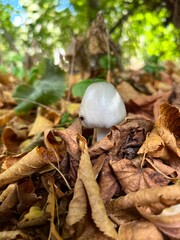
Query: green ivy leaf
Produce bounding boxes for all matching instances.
[13,60,65,114]
[72,79,105,98]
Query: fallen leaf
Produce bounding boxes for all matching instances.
[117,81,146,102]
[29,113,54,136]
[118,219,164,240]
[126,91,171,120]
[42,173,63,240]
[2,126,28,153]
[65,135,118,240]
[110,158,169,193]
[90,118,153,160]
[0,147,57,189]
[0,230,30,240]
[98,156,120,203]
[137,204,180,239]
[109,184,180,210]
[156,103,180,156]
[138,128,170,160]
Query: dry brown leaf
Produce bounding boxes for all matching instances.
[0,183,16,203]
[1,152,26,170]
[16,179,40,213]
[78,135,118,239]
[126,91,171,120]
[0,110,15,127]
[77,216,113,240]
[77,135,118,239]
[65,176,87,227]
[42,173,63,240]
[137,204,180,239]
[118,219,164,240]
[110,158,169,193]
[108,208,140,226]
[2,126,28,153]
[145,157,177,179]
[156,103,180,156]
[0,230,30,240]
[0,183,18,222]
[138,128,170,160]
[98,156,120,203]
[110,184,180,210]
[55,118,82,185]
[117,81,146,102]
[0,147,57,189]
[90,118,153,159]
[29,114,54,136]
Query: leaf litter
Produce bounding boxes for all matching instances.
[1,14,180,240]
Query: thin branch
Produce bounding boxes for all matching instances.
[0,21,19,54]
[110,9,133,34]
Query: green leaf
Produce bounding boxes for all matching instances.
[99,55,117,70]
[13,60,65,114]
[72,79,105,98]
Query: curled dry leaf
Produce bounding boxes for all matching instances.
[2,126,28,153]
[65,135,118,240]
[110,158,169,194]
[138,128,170,160]
[90,118,153,159]
[156,103,180,156]
[0,147,57,189]
[54,118,82,185]
[110,184,180,210]
[137,204,180,239]
[118,219,164,240]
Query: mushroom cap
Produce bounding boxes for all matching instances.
[79,82,126,128]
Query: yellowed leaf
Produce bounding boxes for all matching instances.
[29,114,54,136]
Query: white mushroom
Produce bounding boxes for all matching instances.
[79,82,126,141]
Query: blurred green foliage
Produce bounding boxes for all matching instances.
[0,0,179,80]
[72,79,105,98]
[13,59,65,114]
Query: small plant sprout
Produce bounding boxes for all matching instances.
[79,82,126,141]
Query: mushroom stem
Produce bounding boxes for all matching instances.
[96,128,110,142]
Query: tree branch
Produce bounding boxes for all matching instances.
[0,23,19,54]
